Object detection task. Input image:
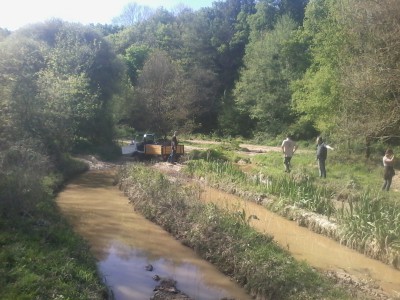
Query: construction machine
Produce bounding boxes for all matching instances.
[121,133,184,161]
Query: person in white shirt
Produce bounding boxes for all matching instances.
[281,135,297,173]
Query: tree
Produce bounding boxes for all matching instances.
[0,20,122,156]
[124,44,151,84]
[337,0,400,152]
[277,0,309,25]
[112,2,154,26]
[206,0,256,89]
[291,0,347,134]
[136,50,196,135]
[233,15,300,136]
[0,36,47,146]
[40,22,122,146]
[0,28,10,41]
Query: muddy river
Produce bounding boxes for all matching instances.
[57,170,251,300]
[201,186,400,298]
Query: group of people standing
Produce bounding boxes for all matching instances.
[281,135,332,178]
[281,135,395,191]
[169,131,396,191]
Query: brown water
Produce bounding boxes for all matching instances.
[201,186,400,298]
[56,170,251,300]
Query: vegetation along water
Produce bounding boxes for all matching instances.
[2,0,400,299]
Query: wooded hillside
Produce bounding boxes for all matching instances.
[1,0,400,165]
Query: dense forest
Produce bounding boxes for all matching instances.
[1,0,400,206]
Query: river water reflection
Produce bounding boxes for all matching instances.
[57,170,251,300]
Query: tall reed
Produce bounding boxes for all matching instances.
[185,160,335,217]
[340,191,400,252]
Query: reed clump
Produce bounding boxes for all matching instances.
[184,157,400,269]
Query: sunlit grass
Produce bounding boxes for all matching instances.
[0,211,107,300]
[0,155,107,300]
[185,158,335,217]
[339,191,400,252]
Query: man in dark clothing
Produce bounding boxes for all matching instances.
[168,131,178,164]
[316,136,328,178]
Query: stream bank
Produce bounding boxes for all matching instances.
[57,167,251,300]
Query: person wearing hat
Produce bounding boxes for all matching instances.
[168,131,178,164]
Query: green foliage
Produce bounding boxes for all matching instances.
[184,140,400,264]
[0,207,107,300]
[248,0,278,36]
[218,91,255,137]
[337,0,400,142]
[278,0,309,25]
[114,124,137,139]
[0,21,122,157]
[0,142,51,216]
[340,192,400,252]
[187,149,228,162]
[124,44,151,84]
[234,15,301,136]
[136,50,197,135]
[186,157,336,217]
[55,154,89,181]
[0,145,105,299]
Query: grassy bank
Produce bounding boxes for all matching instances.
[182,146,400,269]
[0,155,107,300]
[118,163,361,300]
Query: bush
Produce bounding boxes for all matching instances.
[0,144,52,216]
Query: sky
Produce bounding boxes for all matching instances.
[0,0,216,31]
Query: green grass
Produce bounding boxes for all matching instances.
[0,155,107,300]
[0,203,107,300]
[339,191,400,252]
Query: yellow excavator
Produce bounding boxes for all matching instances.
[121,133,184,161]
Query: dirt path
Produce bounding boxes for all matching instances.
[186,139,281,153]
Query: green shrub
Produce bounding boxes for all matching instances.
[0,145,52,216]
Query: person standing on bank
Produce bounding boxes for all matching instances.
[168,131,178,164]
[316,136,333,178]
[382,149,395,191]
[281,135,297,172]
